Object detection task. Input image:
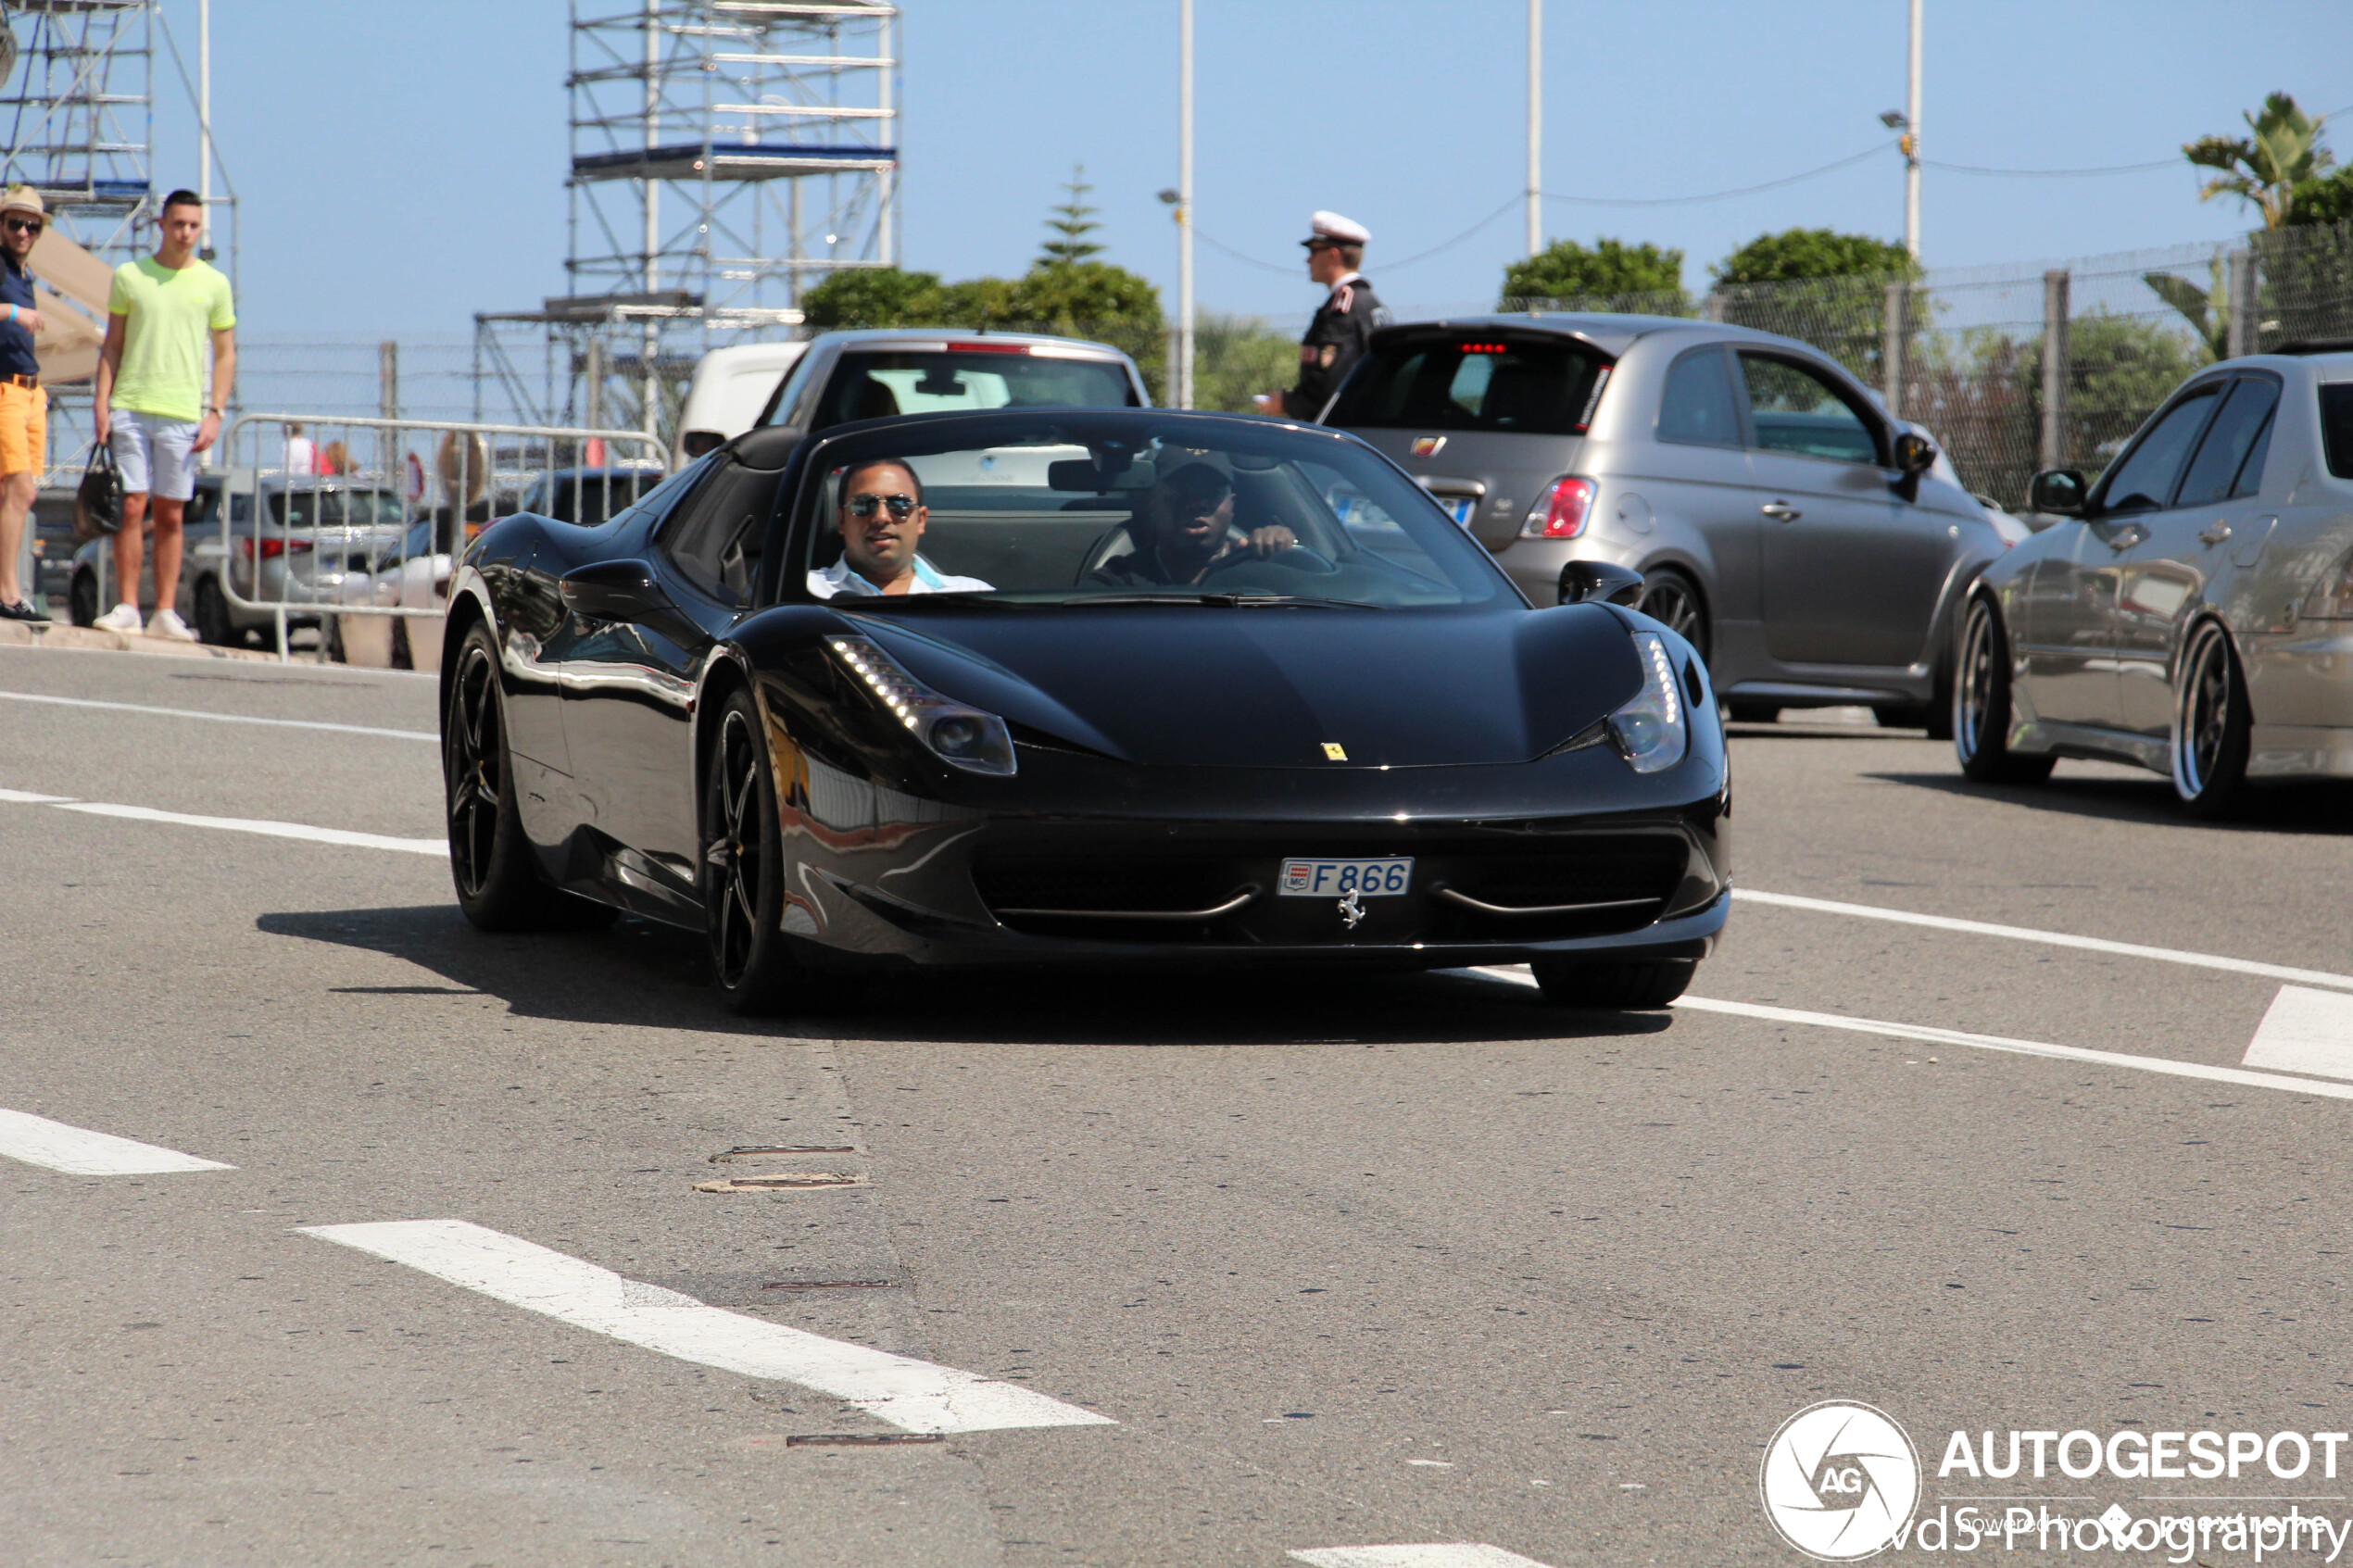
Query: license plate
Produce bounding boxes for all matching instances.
[1278,857,1414,897]
[1445,497,1476,528]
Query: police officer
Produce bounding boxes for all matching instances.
[1254,211,1390,420]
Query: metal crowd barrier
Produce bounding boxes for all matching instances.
[213,413,668,665]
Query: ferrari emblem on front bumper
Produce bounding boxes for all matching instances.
[1337,890,1365,928]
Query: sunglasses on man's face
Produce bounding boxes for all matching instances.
[4,219,44,236]
[846,492,917,520]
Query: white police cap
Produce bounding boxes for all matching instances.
[1302,210,1370,247]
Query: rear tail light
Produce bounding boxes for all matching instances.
[242,537,315,560]
[2307,548,2353,620]
[1522,476,1597,540]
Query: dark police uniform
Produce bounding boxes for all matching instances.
[1280,271,1391,419]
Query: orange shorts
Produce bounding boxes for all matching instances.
[0,381,44,475]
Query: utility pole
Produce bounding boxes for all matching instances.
[1903,0,1921,260]
[1176,0,1194,409]
[1527,0,1541,257]
[197,0,211,257]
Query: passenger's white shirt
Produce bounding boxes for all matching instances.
[808,554,993,598]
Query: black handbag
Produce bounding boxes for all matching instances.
[73,441,120,542]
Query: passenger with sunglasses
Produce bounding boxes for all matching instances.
[0,186,50,621]
[807,458,992,598]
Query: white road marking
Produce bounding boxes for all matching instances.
[0,688,436,742]
[0,786,71,803]
[1468,969,2353,1103]
[0,1107,233,1174]
[1736,887,2353,993]
[1289,1547,1559,1568]
[2243,985,2353,1082]
[50,800,445,856]
[300,1220,1116,1435]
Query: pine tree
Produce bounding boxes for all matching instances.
[1038,164,1106,267]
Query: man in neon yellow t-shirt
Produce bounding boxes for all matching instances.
[92,188,236,641]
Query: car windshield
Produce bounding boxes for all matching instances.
[267,489,407,528]
[1327,333,1609,434]
[794,415,1510,608]
[796,348,1137,431]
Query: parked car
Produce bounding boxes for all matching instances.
[753,329,1149,458]
[1955,346,2353,815]
[334,516,451,671]
[1323,315,2005,733]
[74,475,407,646]
[673,341,810,467]
[443,408,1728,1014]
[510,467,669,528]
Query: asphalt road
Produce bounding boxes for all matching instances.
[5,641,2352,1568]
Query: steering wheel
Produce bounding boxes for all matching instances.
[1203,543,1336,579]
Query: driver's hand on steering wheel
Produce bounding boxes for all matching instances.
[1241,525,1298,557]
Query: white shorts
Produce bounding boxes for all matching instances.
[109,410,200,501]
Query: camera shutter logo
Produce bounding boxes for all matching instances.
[1759,1400,1920,1561]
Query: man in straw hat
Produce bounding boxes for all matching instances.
[0,185,50,621]
[92,188,235,641]
[1254,210,1391,421]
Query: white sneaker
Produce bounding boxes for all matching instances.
[147,608,197,643]
[93,602,142,633]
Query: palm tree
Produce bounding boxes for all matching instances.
[2184,93,2334,230]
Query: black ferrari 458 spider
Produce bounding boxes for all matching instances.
[438,406,1729,1011]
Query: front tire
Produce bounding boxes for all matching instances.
[1634,569,1710,664]
[1954,597,2054,784]
[1529,958,1695,1010]
[193,574,234,646]
[2172,620,2251,818]
[703,688,801,1014]
[444,622,611,931]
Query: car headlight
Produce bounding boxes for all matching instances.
[826,634,1017,777]
[1610,631,1689,772]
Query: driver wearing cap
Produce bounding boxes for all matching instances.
[1255,211,1391,421]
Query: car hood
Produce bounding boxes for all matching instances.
[843,604,1645,769]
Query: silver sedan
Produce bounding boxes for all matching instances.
[1326,315,2006,733]
[1954,345,2353,815]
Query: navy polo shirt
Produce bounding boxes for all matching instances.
[0,257,36,381]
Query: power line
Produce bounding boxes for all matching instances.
[1925,157,2179,178]
[1541,141,1894,207]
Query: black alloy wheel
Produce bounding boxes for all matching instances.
[1953,597,2054,784]
[1529,958,1696,1010]
[68,567,96,627]
[193,574,234,646]
[1633,569,1709,663]
[702,688,801,1014]
[444,622,613,931]
[2171,620,2251,818]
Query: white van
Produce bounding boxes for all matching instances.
[673,341,810,468]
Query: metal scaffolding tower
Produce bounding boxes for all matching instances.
[0,0,154,261]
[478,0,900,445]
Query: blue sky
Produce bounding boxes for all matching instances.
[161,0,2353,333]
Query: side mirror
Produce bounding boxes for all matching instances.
[679,430,724,460]
[1891,431,1937,502]
[1558,558,1645,608]
[2028,469,2089,517]
[560,558,669,622]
